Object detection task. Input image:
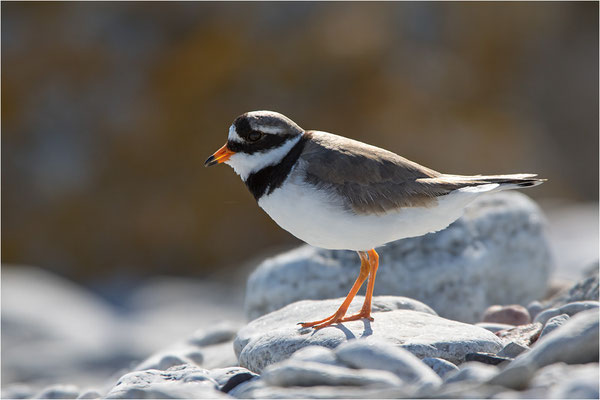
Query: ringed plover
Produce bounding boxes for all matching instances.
[205,111,545,329]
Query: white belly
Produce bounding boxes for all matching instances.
[257,180,491,251]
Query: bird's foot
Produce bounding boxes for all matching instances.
[298,310,373,330]
[339,311,373,323]
[298,313,344,330]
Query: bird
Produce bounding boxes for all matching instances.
[205,111,545,329]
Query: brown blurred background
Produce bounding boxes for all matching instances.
[2,2,598,287]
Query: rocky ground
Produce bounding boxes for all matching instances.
[2,192,599,399]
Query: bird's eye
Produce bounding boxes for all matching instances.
[248,131,263,142]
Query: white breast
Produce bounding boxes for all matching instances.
[257,178,496,251]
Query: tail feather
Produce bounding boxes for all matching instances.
[425,173,546,192]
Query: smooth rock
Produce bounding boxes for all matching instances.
[289,345,340,366]
[188,322,238,347]
[229,378,414,399]
[529,362,599,396]
[489,310,599,389]
[197,340,238,370]
[235,296,503,372]
[534,300,599,325]
[476,322,516,333]
[134,326,238,372]
[35,384,79,399]
[526,301,544,321]
[539,314,570,339]
[547,364,599,399]
[421,358,459,379]
[334,340,442,387]
[135,353,190,371]
[547,261,599,308]
[77,389,102,399]
[482,304,531,326]
[495,323,543,347]
[496,342,529,358]
[206,367,258,393]
[245,192,551,323]
[262,360,402,387]
[104,364,225,399]
[1,384,35,399]
[465,352,511,365]
[444,362,498,384]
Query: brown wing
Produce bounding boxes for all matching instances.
[298,131,462,215]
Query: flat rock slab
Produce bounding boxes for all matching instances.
[234,296,503,373]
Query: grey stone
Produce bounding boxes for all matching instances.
[35,384,79,399]
[229,379,415,399]
[77,389,102,399]
[334,339,442,387]
[188,322,238,347]
[495,323,543,347]
[527,301,544,321]
[104,364,226,399]
[529,362,599,395]
[489,310,599,389]
[135,354,189,371]
[444,362,499,384]
[198,340,239,369]
[234,296,503,373]
[134,328,238,372]
[207,367,258,393]
[496,342,529,358]
[547,364,599,399]
[547,261,599,308]
[262,360,403,387]
[534,301,599,325]
[539,314,570,339]
[465,352,512,365]
[244,192,552,323]
[289,345,340,366]
[421,357,459,379]
[476,322,516,333]
[1,384,35,399]
[482,304,531,325]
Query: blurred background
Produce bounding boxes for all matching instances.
[2,1,598,294]
[2,2,599,393]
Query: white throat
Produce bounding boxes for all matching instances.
[225,134,302,181]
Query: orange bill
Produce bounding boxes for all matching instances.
[204,143,235,167]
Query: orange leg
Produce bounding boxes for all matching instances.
[299,249,380,329]
[339,249,379,322]
[299,251,371,329]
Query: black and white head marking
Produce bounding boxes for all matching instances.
[224,111,304,181]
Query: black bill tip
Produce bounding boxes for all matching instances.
[204,155,218,167]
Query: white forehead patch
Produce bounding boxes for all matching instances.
[228,124,242,142]
[250,122,285,135]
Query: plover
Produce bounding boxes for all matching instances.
[205,111,545,329]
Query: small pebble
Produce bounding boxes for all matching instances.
[495,322,543,347]
[465,352,512,365]
[290,345,339,366]
[421,357,459,379]
[35,384,79,399]
[497,342,529,358]
[444,362,498,384]
[539,313,570,339]
[526,301,544,321]
[77,389,102,399]
[534,301,599,325]
[482,304,531,325]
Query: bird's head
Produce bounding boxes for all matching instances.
[205,111,304,180]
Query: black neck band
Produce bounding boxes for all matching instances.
[245,134,309,201]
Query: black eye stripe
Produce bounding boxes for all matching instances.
[228,133,296,154]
